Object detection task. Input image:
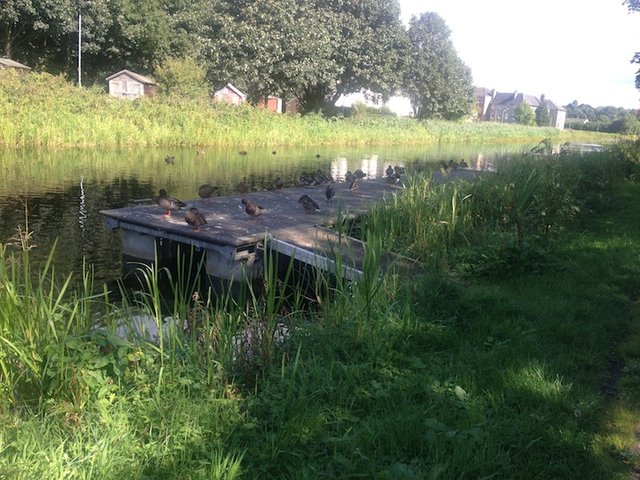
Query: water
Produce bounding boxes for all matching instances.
[0,142,574,285]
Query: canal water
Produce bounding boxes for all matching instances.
[0,141,573,286]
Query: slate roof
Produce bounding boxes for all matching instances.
[105,69,157,85]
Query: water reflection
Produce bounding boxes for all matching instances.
[0,141,595,285]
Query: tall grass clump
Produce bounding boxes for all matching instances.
[366,147,638,276]
[0,70,619,148]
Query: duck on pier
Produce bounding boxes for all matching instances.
[298,194,320,213]
[154,189,186,216]
[325,185,335,203]
[385,165,394,177]
[185,207,207,232]
[242,197,264,219]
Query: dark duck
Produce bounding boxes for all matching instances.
[242,197,264,219]
[198,184,218,202]
[154,189,186,216]
[236,177,251,194]
[325,185,335,203]
[298,194,320,213]
[185,207,207,232]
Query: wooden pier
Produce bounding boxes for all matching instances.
[100,169,482,289]
[101,177,405,287]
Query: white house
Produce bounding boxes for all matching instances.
[106,69,157,99]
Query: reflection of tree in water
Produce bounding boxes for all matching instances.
[0,177,156,287]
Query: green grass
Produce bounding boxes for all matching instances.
[0,70,622,149]
[1,142,640,478]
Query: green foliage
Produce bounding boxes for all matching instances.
[535,98,551,126]
[154,57,208,99]
[0,70,604,148]
[514,102,535,125]
[2,144,640,477]
[403,12,474,120]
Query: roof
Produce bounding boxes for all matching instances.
[106,69,156,85]
[490,91,565,110]
[215,83,246,98]
[0,58,31,70]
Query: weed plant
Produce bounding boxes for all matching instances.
[0,70,618,148]
[1,142,640,478]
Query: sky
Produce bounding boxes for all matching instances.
[398,0,640,109]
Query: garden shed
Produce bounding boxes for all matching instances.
[106,69,157,99]
[213,83,246,105]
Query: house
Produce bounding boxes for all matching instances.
[213,83,246,106]
[0,58,31,73]
[475,87,494,121]
[106,69,157,99]
[484,90,566,129]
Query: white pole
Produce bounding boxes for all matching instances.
[77,12,82,87]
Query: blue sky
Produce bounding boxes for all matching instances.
[398,0,640,108]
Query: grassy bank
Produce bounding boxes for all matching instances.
[1,141,640,478]
[0,70,619,149]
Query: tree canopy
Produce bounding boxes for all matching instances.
[403,12,474,120]
[625,0,640,89]
[0,1,484,115]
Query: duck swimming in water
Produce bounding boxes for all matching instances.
[185,207,207,232]
[154,189,186,216]
[236,177,251,194]
[198,184,218,202]
[298,194,320,213]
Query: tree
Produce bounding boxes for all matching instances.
[535,97,550,126]
[514,103,535,125]
[154,57,208,98]
[403,12,474,120]
[625,0,640,90]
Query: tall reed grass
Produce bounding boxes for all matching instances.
[0,70,618,148]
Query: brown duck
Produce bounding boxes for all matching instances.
[198,184,219,202]
[298,194,320,213]
[154,189,186,216]
[185,207,207,232]
[242,197,264,219]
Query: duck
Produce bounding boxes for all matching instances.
[386,173,401,185]
[298,194,320,213]
[348,178,359,191]
[242,197,264,219]
[164,155,175,165]
[385,165,394,177]
[394,165,406,175]
[154,189,186,216]
[345,171,354,183]
[185,207,207,232]
[315,153,321,159]
[239,150,248,156]
[272,176,285,190]
[325,185,335,203]
[236,176,251,194]
[272,150,277,155]
[196,149,206,156]
[353,168,366,180]
[198,184,218,202]
[459,158,468,168]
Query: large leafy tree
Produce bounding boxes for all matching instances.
[403,12,474,120]
[626,0,640,90]
[205,0,337,105]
